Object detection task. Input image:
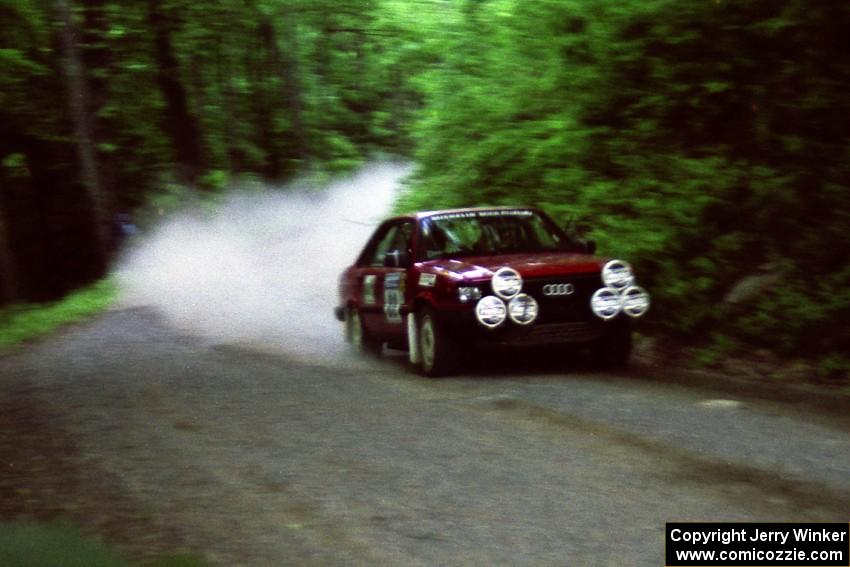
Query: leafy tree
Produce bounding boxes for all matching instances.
[400,0,850,371]
[0,0,423,304]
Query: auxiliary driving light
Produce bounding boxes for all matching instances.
[508,294,539,325]
[475,295,507,328]
[491,267,523,299]
[621,286,650,318]
[602,259,634,289]
[590,287,622,320]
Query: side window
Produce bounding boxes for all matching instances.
[369,225,400,267]
[375,221,414,267]
[392,223,413,254]
[359,221,415,267]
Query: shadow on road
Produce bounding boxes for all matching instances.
[379,344,631,380]
[376,343,850,426]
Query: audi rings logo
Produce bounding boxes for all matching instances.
[542,283,575,296]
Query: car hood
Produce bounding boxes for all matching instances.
[422,252,604,281]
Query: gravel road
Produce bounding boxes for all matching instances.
[2,305,849,566]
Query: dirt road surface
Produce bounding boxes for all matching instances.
[2,305,850,566]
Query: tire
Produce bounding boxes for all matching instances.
[346,307,382,356]
[417,307,458,377]
[590,319,632,368]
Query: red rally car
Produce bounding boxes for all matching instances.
[334,207,650,376]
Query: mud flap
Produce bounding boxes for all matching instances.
[407,312,420,365]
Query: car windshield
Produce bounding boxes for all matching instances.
[420,210,572,259]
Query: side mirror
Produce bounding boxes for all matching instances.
[384,250,411,268]
[583,240,596,255]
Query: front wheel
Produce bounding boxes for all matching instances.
[417,307,458,377]
[346,307,382,356]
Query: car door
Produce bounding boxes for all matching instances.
[357,221,414,340]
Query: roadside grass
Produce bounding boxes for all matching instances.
[0,522,208,567]
[0,279,117,350]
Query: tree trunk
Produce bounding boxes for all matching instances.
[280,8,309,162]
[260,11,309,164]
[219,39,243,173]
[80,0,114,205]
[147,0,205,184]
[256,19,281,177]
[0,201,18,305]
[56,0,108,272]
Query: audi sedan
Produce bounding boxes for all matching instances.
[335,206,650,376]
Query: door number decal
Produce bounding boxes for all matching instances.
[383,273,405,323]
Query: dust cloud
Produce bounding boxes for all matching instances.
[117,162,411,362]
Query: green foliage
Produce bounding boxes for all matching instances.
[816,354,850,381]
[198,170,230,192]
[0,279,117,349]
[692,333,739,369]
[0,523,128,567]
[0,522,210,567]
[400,0,850,371]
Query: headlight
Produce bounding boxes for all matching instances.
[508,294,538,325]
[590,287,622,320]
[621,286,650,318]
[457,286,483,303]
[492,267,522,299]
[602,259,634,289]
[475,296,507,328]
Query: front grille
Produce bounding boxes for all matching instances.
[523,273,602,324]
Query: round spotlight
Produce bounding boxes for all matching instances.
[621,286,650,318]
[491,267,523,299]
[508,293,539,325]
[475,296,507,328]
[602,259,634,289]
[590,287,622,320]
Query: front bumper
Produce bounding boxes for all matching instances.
[434,308,610,348]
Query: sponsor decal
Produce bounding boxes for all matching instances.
[429,209,534,221]
[384,273,404,323]
[385,272,404,289]
[542,283,575,296]
[363,275,377,305]
[419,273,437,288]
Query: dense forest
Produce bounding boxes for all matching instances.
[0,0,422,302]
[1,0,848,374]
